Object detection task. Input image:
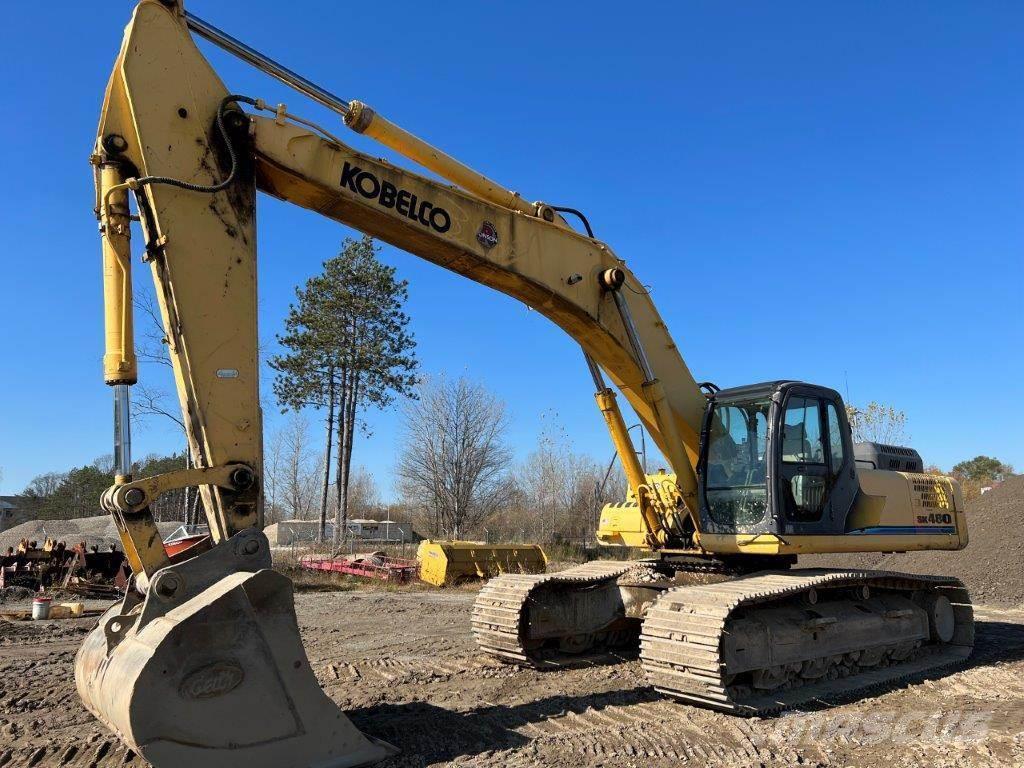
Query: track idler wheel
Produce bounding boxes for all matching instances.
[918,592,956,642]
[75,529,395,768]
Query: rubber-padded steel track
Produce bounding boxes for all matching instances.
[471,561,636,665]
[640,569,974,715]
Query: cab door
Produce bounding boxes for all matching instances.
[823,397,858,528]
[774,387,858,534]
[776,392,830,531]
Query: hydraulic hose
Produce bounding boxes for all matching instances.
[102,94,257,222]
[131,94,256,193]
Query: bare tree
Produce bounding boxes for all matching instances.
[846,402,909,445]
[267,412,321,521]
[130,293,207,523]
[509,412,614,544]
[346,466,380,520]
[396,377,513,539]
[132,383,184,430]
[92,454,116,474]
[595,458,629,510]
[263,422,285,525]
[134,292,172,370]
[24,472,67,499]
[130,382,204,524]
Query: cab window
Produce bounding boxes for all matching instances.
[781,396,827,521]
[781,397,824,464]
[827,402,846,474]
[703,399,770,529]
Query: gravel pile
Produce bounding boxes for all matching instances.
[620,563,664,583]
[0,515,180,552]
[0,586,35,603]
[804,474,1024,607]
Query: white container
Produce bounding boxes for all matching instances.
[31,597,52,620]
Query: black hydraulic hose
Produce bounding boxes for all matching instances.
[130,94,257,194]
[550,205,595,238]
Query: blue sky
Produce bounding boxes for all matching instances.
[0,2,1021,498]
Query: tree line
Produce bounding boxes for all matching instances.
[18,453,192,522]
[263,374,628,544]
[265,235,630,544]
[15,234,625,544]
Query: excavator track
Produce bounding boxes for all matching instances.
[472,561,638,666]
[641,569,974,715]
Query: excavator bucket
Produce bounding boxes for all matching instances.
[75,529,396,768]
[416,539,547,587]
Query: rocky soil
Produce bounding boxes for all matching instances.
[0,589,1021,768]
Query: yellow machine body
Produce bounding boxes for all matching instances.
[417,540,547,587]
[698,469,968,555]
[597,471,680,548]
[597,469,968,555]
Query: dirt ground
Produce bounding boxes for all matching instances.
[0,586,1022,768]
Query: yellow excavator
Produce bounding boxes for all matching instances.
[78,2,974,765]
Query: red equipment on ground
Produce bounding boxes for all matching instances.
[300,551,418,584]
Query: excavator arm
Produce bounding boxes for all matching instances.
[80,2,707,765]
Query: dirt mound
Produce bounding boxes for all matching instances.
[804,474,1024,607]
[0,514,180,552]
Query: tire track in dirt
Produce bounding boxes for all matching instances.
[0,736,138,768]
[320,655,519,688]
[2,591,1022,767]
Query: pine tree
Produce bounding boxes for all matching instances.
[271,236,418,545]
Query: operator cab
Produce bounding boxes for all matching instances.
[697,381,858,537]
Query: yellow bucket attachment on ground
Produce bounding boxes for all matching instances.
[75,529,395,768]
[417,540,547,587]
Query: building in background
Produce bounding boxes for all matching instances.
[347,518,418,543]
[0,496,28,534]
[264,518,421,547]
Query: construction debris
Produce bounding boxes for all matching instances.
[300,552,419,584]
[0,515,187,597]
[1,538,128,596]
[1,603,104,622]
